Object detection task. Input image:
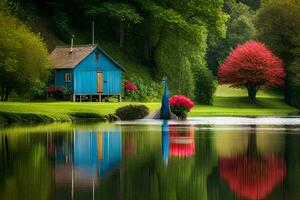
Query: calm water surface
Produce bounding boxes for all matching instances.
[0,118,300,200]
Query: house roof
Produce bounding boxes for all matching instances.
[49,44,125,71]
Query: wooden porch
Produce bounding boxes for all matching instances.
[72,94,122,102]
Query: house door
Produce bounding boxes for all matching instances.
[97,72,103,93]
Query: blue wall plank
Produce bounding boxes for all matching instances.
[72,48,122,95]
[55,69,73,92]
[103,71,122,94]
[73,70,97,94]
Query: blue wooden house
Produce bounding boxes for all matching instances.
[49,45,125,102]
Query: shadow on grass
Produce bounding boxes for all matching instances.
[68,112,107,123]
[0,111,56,125]
[0,112,109,126]
[213,97,290,109]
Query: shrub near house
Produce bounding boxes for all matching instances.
[123,79,162,102]
[115,105,149,120]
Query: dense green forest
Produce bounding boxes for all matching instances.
[0,0,300,107]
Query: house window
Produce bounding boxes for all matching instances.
[94,52,99,60]
[65,73,71,82]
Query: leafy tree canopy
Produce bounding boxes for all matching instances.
[255,0,300,62]
[207,0,256,74]
[218,41,285,103]
[238,0,261,10]
[0,1,50,100]
[86,2,143,24]
[255,0,300,107]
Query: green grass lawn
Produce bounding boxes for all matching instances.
[191,85,297,116]
[0,102,160,122]
[190,96,297,116]
[0,85,298,124]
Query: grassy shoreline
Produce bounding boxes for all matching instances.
[0,102,160,125]
[0,96,298,125]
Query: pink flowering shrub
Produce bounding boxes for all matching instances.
[169,95,194,119]
[46,85,64,99]
[124,80,137,92]
[47,85,63,92]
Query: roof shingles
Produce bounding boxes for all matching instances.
[49,45,96,69]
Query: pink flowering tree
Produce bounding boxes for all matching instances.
[169,95,194,120]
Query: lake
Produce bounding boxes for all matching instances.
[0,117,300,200]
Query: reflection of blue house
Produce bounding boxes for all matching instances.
[98,132,122,176]
[74,131,99,177]
[73,129,122,178]
[54,134,73,163]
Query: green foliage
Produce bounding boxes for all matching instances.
[286,58,300,108]
[154,30,196,98]
[207,0,256,74]
[50,13,72,43]
[86,2,143,24]
[238,0,261,10]
[0,0,17,15]
[115,104,149,120]
[170,105,189,120]
[62,86,71,100]
[0,7,50,101]
[86,1,143,47]
[255,0,300,61]
[193,65,217,105]
[30,81,47,99]
[139,1,189,30]
[255,0,300,107]
[123,78,162,102]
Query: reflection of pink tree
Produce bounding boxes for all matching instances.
[219,133,286,200]
[169,126,195,157]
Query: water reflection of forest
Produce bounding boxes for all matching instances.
[0,123,300,200]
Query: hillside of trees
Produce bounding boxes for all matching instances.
[1,0,300,108]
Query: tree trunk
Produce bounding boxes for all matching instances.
[144,41,150,62]
[1,85,4,101]
[247,132,259,158]
[4,134,9,156]
[4,86,10,101]
[247,84,260,103]
[119,21,124,48]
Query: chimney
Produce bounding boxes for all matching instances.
[92,21,95,45]
[70,35,74,53]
